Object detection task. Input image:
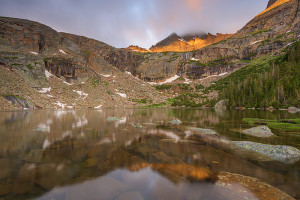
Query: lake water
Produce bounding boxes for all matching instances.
[0,108,299,200]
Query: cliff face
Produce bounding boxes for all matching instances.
[267,0,278,8]
[0,17,166,110]
[135,0,299,82]
[148,33,233,52]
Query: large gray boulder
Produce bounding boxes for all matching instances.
[214,100,228,110]
[232,141,300,164]
[242,126,275,138]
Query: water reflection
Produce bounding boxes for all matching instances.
[0,108,299,199]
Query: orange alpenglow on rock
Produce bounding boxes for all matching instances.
[256,0,291,17]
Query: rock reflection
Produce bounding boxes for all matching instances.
[0,109,298,199]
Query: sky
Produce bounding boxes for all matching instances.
[0,0,268,48]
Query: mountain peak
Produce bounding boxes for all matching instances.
[267,0,278,8]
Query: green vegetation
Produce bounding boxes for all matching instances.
[155,84,172,90]
[243,118,300,130]
[26,64,34,69]
[195,84,204,90]
[2,94,24,99]
[219,41,300,108]
[90,77,100,87]
[176,83,194,92]
[251,29,272,36]
[132,98,153,104]
[140,103,166,108]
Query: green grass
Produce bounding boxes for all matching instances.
[251,29,272,36]
[243,118,300,130]
[132,98,153,104]
[26,64,34,69]
[155,84,172,90]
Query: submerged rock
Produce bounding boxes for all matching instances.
[190,128,219,136]
[107,117,122,122]
[133,123,143,128]
[242,126,274,138]
[232,141,300,164]
[169,119,182,125]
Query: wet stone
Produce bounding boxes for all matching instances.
[0,159,12,179]
[169,119,182,125]
[190,128,219,136]
[242,126,274,138]
[13,164,36,194]
[232,141,300,164]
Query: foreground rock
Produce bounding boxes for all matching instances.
[232,141,300,164]
[242,126,275,138]
[169,119,181,125]
[217,171,294,200]
[190,128,219,136]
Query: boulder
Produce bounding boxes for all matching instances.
[242,126,275,138]
[169,119,182,125]
[232,141,300,164]
[190,128,219,136]
[287,107,299,114]
[214,100,228,110]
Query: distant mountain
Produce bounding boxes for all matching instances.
[126,45,150,52]
[267,0,278,8]
[149,32,233,52]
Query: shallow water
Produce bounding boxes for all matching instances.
[0,108,299,199]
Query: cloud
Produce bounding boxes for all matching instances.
[0,0,267,48]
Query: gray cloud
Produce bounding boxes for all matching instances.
[0,0,267,48]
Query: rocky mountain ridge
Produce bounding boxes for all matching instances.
[148,32,233,52]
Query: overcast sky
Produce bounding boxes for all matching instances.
[0,0,268,48]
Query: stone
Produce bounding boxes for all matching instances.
[242,126,275,138]
[214,99,228,110]
[169,119,181,125]
[36,163,74,189]
[190,127,219,136]
[287,107,299,113]
[232,141,300,164]
[116,191,144,200]
[13,164,36,194]
[0,159,12,179]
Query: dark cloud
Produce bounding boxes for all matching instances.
[0,0,267,48]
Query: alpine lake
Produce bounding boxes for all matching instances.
[0,108,299,200]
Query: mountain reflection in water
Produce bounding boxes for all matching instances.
[0,108,299,199]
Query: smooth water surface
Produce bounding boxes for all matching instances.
[0,108,299,199]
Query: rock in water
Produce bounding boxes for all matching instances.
[190,128,219,136]
[242,126,274,138]
[232,141,300,164]
[169,119,181,125]
[214,100,228,110]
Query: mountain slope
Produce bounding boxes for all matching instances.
[148,32,232,52]
[0,17,167,110]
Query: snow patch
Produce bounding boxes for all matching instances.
[286,30,291,33]
[45,70,53,78]
[251,40,262,45]
[46,94,54,98]
[184,78,192,84]
[190,57,200,61]
[219,72,228,76]
[94,105,102,109]
[116,92,127,98]
[30,51,38,55]
[59,49,67,54]
[73,90,88,100]
[179,38,187,43]
[54,101,66,109]
[158,75,180,85]
[63,81,73,85]
[287,42,295,46]
[38,87,51,93]
[101,74,111,78]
